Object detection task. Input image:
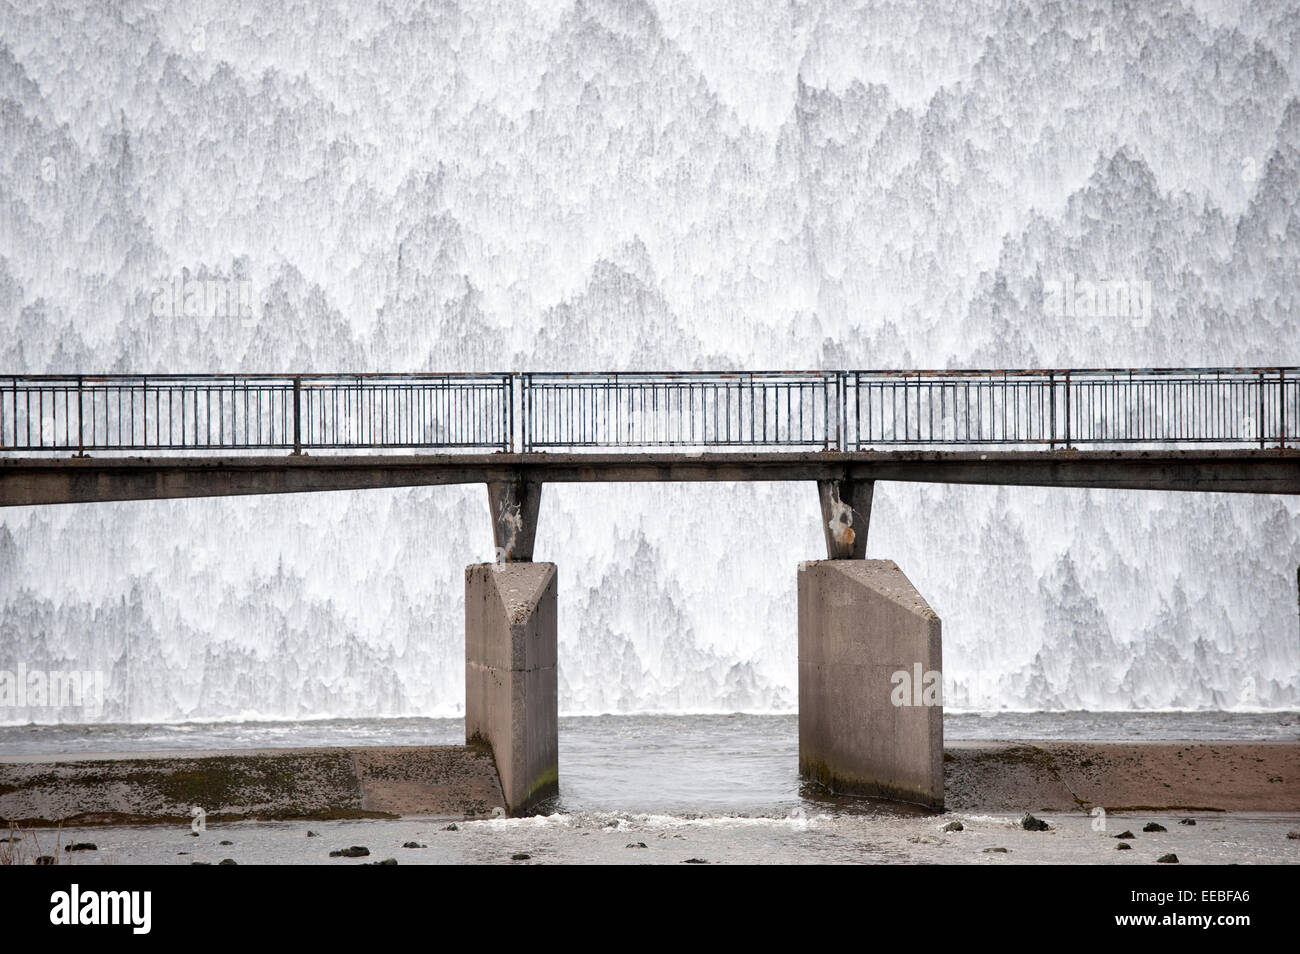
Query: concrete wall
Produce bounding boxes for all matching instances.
[465,562,558,815]
[798,559,943,809]
[0,746,505,826]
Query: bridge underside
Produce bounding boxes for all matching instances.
[2,449,1298,507]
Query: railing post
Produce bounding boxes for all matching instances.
[292,375,302,454]
[1259,370,1266,450]
[822,374,829,451]
[835,371,844,452]
[1049,371,1056,449]
[76,375,85,456]
[521,373,530,453]
[1064,370,1071,448]
[506,373,515,453]
[1280,369,1287,449]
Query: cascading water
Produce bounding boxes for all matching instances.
[2,0,1298,724]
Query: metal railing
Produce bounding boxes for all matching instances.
[845,368,1296,449]
[1,369,1294,454]
[1,374,512,453]
[520,372,839,451]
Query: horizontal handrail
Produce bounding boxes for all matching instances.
[0,369,1294,453]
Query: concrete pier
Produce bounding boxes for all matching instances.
[464,562,558,815]
[798,560,943,808]
[486,478,542,562]
[817,478,874,559]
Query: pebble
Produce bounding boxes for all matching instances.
[329,846,370,858]
[1019,812,1050,831]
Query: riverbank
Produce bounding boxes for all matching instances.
[3,738,1296,827]
[4,809,1297,866]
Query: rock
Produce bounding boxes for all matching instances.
[35,856,56,865]
[1019,812,1050,831]
[1156,853,1179,864]
[1179,818,1197,826]
[442,824,459,832]
[329,846,370,858]
[219,840,233,846]
[1143,822,1167,833]
[218,859,237,865]
[941,821,964,832]
[510,852,531,860]
[625,842,648,849]
[306,831,319,838]
[1286,830,1300,840]
[368,858,398,865]
[1116,843,1132,850]
[683,858,708,864]
[1114,830,1135,839]
[64,842,97,852]
[983,847,1010,853]
[191,861,210,865]
[402,841,425,849]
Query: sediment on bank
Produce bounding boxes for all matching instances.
[0,740,1294,826]
[0,744,504,826]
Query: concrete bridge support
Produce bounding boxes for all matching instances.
[798,559,944,809]
[465,561,559,815]
[486,477,542,562]
[817,478,874,559]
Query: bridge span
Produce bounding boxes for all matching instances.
[3,368,1297,508]
[4,368,1297,812]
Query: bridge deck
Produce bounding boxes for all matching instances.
[2,449,1297,506]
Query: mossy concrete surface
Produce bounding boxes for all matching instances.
[799,560,944,809]
[943,741,1300,813]
[0,744,505,827]
[465,562,559,816]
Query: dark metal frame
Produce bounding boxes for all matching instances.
[844,368,1296,449]
[519,371,839,451]
[1,374,512,453]
[1,369,1294,454]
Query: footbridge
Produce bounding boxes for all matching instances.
[3,368,1296,812]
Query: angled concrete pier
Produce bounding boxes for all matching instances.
[798,560,943,809]
[464,562,558,815]
[486,477,542,562]
[817,478,874,559]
